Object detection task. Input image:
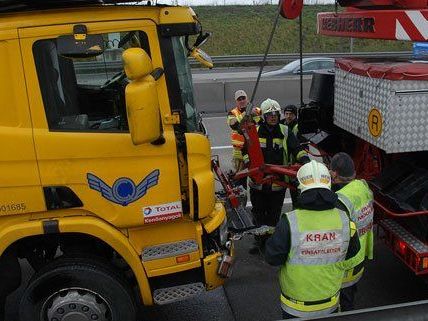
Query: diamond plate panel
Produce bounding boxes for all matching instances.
[334,67,428,153]
[153,282,205,305]
[141,240,198,261]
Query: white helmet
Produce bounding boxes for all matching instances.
[260,99,281,117]
[297,160,331,193]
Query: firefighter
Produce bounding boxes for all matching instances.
[280,104,303,206]
[281,104,298,135]
[265,160,362,319]
[330,152,374,311]
[227,90,260,172]
[247,98,309,253]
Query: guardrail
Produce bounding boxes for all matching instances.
[74,51,413,72]
[190,51,413,65]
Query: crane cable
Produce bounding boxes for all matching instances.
[299,11,304,107]
[248,0,284,111]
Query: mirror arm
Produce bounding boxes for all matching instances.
[150,67,164,81]
[185,35,192,52]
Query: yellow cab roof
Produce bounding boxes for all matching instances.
[0,1,196,33]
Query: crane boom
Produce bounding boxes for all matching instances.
[318,2,428,42]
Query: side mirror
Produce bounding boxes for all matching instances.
[189,48,213,69]
[185,31,214,69]
[123,48,162,145]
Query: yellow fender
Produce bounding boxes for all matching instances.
[0,215,153,305]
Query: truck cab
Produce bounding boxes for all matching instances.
[0,2,231,320]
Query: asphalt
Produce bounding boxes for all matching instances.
[4,115,428,321]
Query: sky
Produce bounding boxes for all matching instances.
[160,0,335,6]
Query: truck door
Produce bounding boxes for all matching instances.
[18,20,183,227]
[0,34,45,216]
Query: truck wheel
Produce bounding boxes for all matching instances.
[19,257,137,321]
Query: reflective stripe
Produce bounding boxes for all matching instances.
[280,293,339,317]
[273,138,283,145]
[258,135,267,148]
[227,108,245,127]
[287,210,350,265]
[232,149,243,159]
[337,193,354,216]
[230,108,245,120]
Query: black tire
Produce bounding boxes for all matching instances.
[19,257,137,321]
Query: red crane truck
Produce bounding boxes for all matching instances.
[299,0,428,276]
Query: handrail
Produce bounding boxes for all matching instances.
[374,199,428,217]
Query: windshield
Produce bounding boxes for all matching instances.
[171,36,199,132]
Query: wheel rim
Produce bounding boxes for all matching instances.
[41,288,111,321]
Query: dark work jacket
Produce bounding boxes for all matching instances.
[265,188,361,266]
[254,122,309,166]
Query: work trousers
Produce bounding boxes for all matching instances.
[250,187,286,227]
[340,284,358,311]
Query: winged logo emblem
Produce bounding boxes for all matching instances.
[87,170,160,206]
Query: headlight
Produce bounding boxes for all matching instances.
[219,216,229,246]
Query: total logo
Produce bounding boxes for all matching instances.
[144,207,153,215]
[142,201,182,224]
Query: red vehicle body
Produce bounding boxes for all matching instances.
[216,0,428,276]
[302,1,428,275]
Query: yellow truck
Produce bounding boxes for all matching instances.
[0,1,232,320]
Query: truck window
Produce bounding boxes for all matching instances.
[32,31,150,132]
[171,36,199,132]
